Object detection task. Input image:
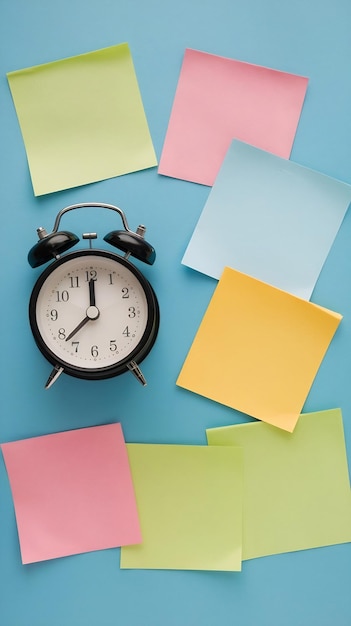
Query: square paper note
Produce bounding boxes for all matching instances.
[207,409,351,560]
[182,141,351,300]
[158,48,308,186]
[177,267,342,432]
[121,444,243,571]
[1,423,141,564]
[7,43,157,195]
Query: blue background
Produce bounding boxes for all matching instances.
[1,1,351,624]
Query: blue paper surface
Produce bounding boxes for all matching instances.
[182,140,351,299]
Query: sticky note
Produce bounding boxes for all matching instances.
[159,48,308,186]
[7,43,157,195]
[182,141,351,300]
[120,444,243,571]
[1,423,141,564]
[207,409,351,559]
[177,267,342,432]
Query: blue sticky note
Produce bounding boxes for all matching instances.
[182,140,351,299]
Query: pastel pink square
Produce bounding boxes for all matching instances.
[1,423,141,564]
[159,48,308,186]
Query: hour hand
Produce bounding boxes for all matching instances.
[65,315,90,341]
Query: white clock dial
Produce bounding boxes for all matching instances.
[33,252,152,371]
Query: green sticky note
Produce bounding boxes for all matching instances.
[207,408,351,560]
[7,43,157,195]
[121,444,243,571]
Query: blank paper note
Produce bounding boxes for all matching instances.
[120,444,243,571]
[158,48,308,186]
[177,267,342,432]
[207,409,351,560]
[181,141,351,300]
[1,423,141,564]
[7,43,157,195]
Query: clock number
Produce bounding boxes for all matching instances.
[86,270,97,281]
[122,326,130,337]
[56,290,69,302]
[58,328,66,340]
[50,309,58,321]
[121,287,129,298]
[69,276,80,288]
[128,307,136,318]
[110,340,118,352]
[108,273,114,285]
[72,341,79,353]
[91,345,99,358]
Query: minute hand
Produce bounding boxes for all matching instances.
[89,278,96,306]
[66,279,99,341]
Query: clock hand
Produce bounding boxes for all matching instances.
[65,306,100,341]
[65,279,100,341]
[65,315,90,341]
[89,278,96,306]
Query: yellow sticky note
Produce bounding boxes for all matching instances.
[120,444,243,571]
[207,408,351,560]
[7,43,157,195]
[177,267,342,432]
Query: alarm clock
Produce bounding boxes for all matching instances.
[28,202,160,389]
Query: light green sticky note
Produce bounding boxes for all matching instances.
[121,444,243,571]
[7,43,157,195]
[207,408,351,560]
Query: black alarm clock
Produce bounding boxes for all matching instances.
[28,202,159,389]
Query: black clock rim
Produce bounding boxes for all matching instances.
[29,249,160,380]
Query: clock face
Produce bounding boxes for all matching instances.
[29,250,159,379]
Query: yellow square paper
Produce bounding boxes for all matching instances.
[177,267,342,432]
[207,409,351,559]
[7,43,157,195]
[120,444,243,571]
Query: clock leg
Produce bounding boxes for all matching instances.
[127,361,147,386]
[45,364,64,389]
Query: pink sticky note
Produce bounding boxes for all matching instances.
[1,423,141,564]
[159,49,308,186]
